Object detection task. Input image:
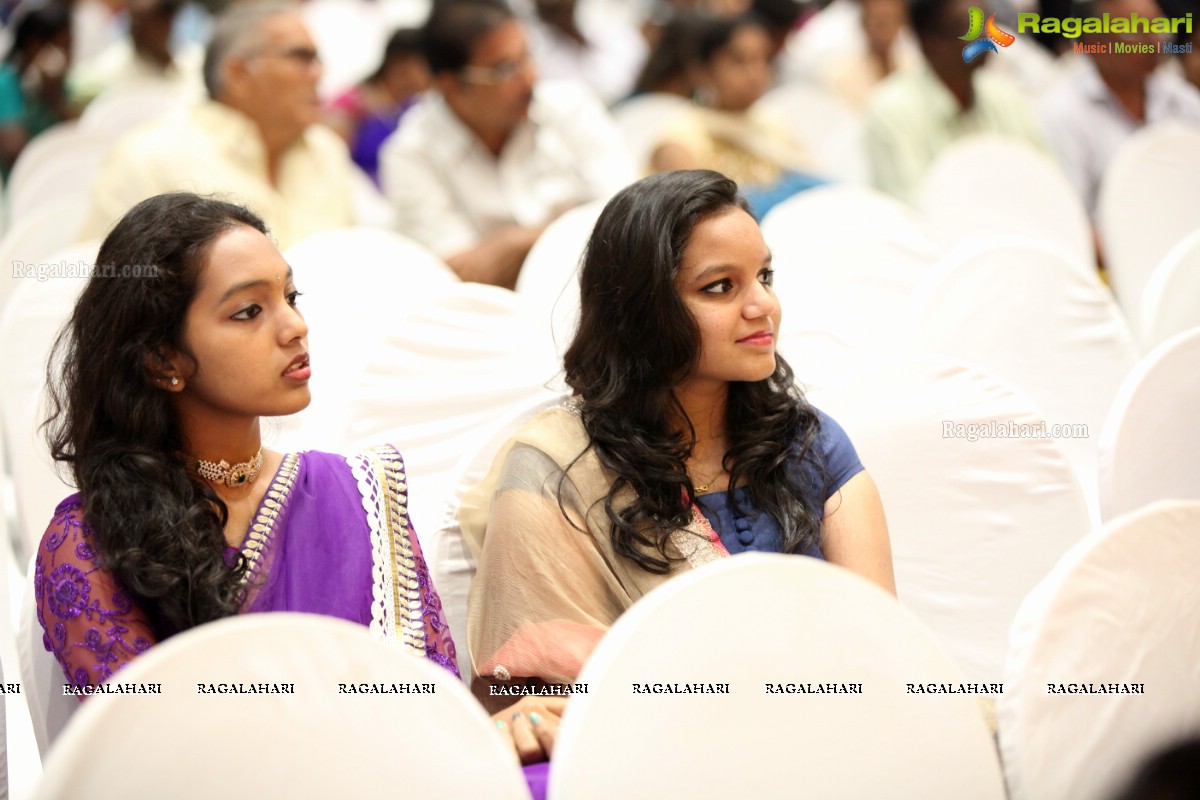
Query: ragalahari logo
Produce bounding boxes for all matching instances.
[960,7,1015,63]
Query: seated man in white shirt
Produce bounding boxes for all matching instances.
[80,1,355,249]
[1038,0,1200,218]
[380,0,634,288]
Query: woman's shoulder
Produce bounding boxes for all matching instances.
[508,401,590,458]
[40,492,95,560]
[797,406,864,494]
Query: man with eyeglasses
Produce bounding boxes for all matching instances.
[380,0,634,288]
[80,1,355,248]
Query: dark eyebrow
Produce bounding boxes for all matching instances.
[687,252,773,285]
[218,267,294,304]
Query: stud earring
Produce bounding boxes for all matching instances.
[171,377,179,386]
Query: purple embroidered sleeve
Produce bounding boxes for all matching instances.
[407,523,460,678]
[36,500,158,698]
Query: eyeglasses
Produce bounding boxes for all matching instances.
[458,52,533,85]
[251,46,321,69]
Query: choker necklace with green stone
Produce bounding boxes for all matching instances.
[193,447,264,487]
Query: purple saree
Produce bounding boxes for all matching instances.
[36,446,459,691]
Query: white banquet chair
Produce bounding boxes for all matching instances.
[1097,327,1200,522]
[18,556,77,758]
[820,355,1092,684]
[6,123,114,225]
[0,242,100,561]
[760,184,940,362]
[78,80,194,137]
[755,82,868,183]
[338,283,562,540]
[1138,229,1200,350]
[272,227,458,455]
[549,555,1006,800]
[0,195,92,317]
[906,237,1139,507]
[998,500,1200,800]
[917,135,1095,269]
[0,654,7,800]
[33,613,530,800]
[514,199,605,363]
[1096,123,1200,334]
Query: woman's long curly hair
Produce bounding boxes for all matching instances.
[44,192,269,639]
[563,170,824,573]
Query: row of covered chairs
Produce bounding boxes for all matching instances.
[17,495,1200,800]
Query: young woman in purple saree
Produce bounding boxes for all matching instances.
[36,193,559,787]
[38,446,458,686]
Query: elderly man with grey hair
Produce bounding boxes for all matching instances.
[80,1,354,248]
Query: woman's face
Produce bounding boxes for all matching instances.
[674,206,780,390]
[172,225,311,421]
[704,24,773,112]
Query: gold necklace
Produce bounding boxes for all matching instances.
[193,447,264,488]
[692,467,727,494]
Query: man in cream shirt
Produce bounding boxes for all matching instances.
[380,0,633,288]
[80,1,354,249]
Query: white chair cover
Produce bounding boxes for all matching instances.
[272,227,458,454]
[17,556,76,758]
[33,613,530,800]
[610,93,691,172]
[917,135,1094,268]
[998,500,1200,800]
[906,238,1139,509]
[514,199,605,363]
[6,124,115,225]
[339,283,561,540]
[820,355,1092,684]
[1097,328,1200,521]
[427,394,566,677]
[0,242,100,560]
[1097,122,1200,334]
[760,184,940,362]
[755,82,868,183]
[549,554,1006,800]
[0,653,7,800]
[0,196,92,317]
[1139,229,1200,350]
[78,80,194,137]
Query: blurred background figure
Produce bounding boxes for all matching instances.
[749,0,805,66]
[381,0,632,288]
[79,0,356,248]
[68,0,204,106]
[651,12,822,216]
[1038,0,1200,218]
[325,27,429,185]
[525,0,647,104]
[864,0,1043,204]
[820,0,919,109]
[630,8,706,97]
[0,0,76,173]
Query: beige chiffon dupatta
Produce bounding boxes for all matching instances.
[459,402,729,701]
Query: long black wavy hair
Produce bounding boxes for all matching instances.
[45,192,269,639]
[563,170,824,574]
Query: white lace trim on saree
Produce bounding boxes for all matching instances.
[348,446,426,658]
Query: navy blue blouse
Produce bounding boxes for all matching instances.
[695,410,863,558]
